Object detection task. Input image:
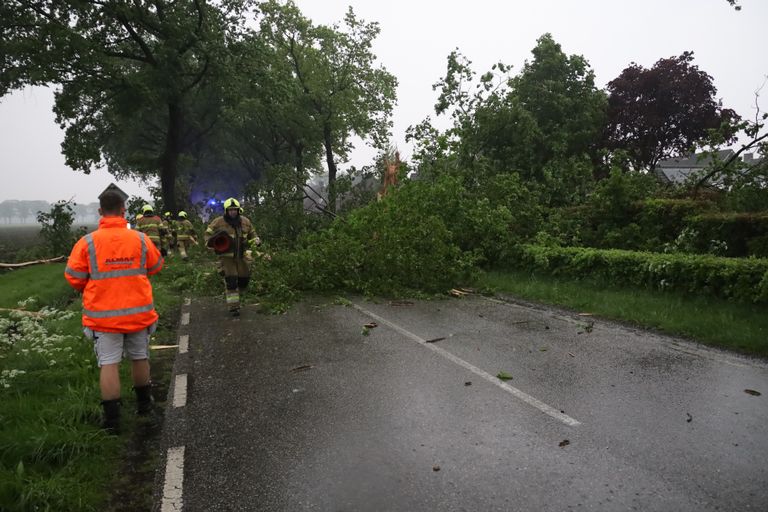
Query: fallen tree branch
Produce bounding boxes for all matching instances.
[0,255,66,269]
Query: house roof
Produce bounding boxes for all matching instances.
[656,149,735,169]
[655,150,736,185]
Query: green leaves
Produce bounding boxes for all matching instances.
[414,33,605,206]
[496,371,513,381]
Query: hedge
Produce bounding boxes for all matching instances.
[546,199,717,251]
[636,199,716,247]
[510,244,768,303]
[686,212,768,258]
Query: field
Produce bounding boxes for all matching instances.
[0,225,43,263]
[0,225,97,263]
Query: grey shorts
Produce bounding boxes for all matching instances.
[84,322,158,367]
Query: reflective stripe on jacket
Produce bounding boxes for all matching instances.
[65,216,163,333]
[176,219,196,241]
[136,215,164,243]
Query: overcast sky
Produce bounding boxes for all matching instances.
[0,0,766,202]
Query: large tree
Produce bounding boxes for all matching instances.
[604,52,738,172]
[258,0,397,211]
[1,0,248,211]
[425,34,605,203]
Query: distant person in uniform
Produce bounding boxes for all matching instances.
[64,191,164,433]
[175,211,197,260]
[135,205,167,256]
[163,211,176,256]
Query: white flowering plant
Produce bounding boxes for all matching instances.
[0,300,81,390]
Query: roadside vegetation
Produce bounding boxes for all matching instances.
[0,255,188,510]
[478,270,768,356]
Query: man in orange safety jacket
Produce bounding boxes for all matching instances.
[65,191,164,433]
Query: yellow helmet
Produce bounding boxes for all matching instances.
[223,198,241,210]
[141,204,154,214]
[178,211,188,218]
[164,211,172,218]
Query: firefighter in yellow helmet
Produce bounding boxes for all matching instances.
[204,198,261,316]
[175,211,197,260]
[135,205,167,256]
[162,211,176,256]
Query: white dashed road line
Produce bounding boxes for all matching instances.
[161,446,185,512]
[352,302,581,427]
[181,312,190,325]
[184,297,191,306]
[179,334,189,354]
[173,374,188,408]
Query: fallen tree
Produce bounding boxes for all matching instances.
[0,255,65,269]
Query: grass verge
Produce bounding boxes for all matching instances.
[0,263,75,310]
[0,250,202,511]
[478,270,768,357]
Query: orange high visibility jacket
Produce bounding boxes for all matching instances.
[65,216,163,333]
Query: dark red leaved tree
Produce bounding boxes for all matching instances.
[604,52,738,171]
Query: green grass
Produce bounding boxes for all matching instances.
[478,270,768,357]
[0,302,122,511]
[0,252,193,511]
[0,263,74,310]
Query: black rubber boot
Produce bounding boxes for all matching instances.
[134,384,153,415]
[101,399,121,435]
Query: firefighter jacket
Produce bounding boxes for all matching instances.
[163,218,176,241]
[176,219,196,242]
[204,215,260,258]
[135,215,165,244]
[65,216,164,333]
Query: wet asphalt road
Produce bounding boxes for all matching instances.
[155,295,768,511]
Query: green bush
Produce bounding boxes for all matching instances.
[268,178,471,296]
[261,174,545,297]
[509,244,768,303]
[637,198,716,249]
[542,197,721,253]
[36,200,86,258]
[686,212,768,257]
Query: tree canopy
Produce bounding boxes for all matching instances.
[257,0,397,211]
[1,0,396,213]
[604,52,739,172]
[413,33,606,206]
[1,0,251,211]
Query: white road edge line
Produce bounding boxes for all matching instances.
[181,312,190,326]
[352,303,581,427]
[179,334,189,354]
[161,446,185,512]
[173,374,188,408]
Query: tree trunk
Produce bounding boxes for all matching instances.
[160,102,183,213]
[323,123,338,213]
[295,142,305,213]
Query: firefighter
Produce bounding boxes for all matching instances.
[135,205,167,256]
[204,198,261,316]
[175,211,197,260]
[163,211,177,256]
[64,191,163,433]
